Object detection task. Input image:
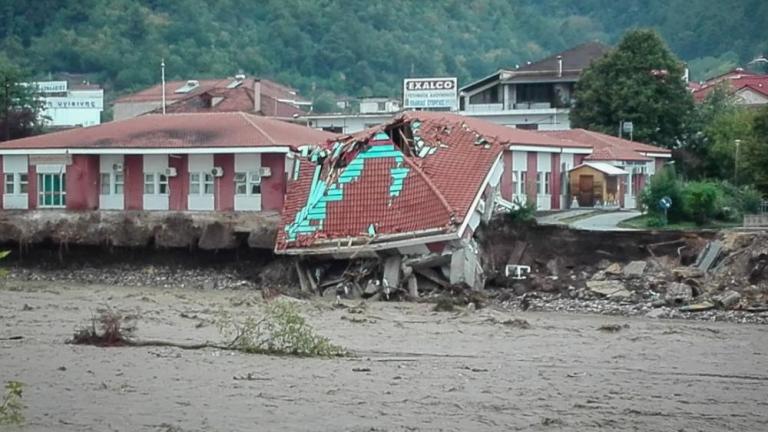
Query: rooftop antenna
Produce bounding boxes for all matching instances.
[161,58,166,115]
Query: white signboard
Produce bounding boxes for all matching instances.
[44,97,103,110]
[30,81,68,93]
[403,77,458,110]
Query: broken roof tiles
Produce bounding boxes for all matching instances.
[276,112,524,252]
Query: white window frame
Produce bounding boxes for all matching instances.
[235,171,261,196]
[144,173,168,195]
[4,172,28,195]
[100,171,124,195]
[190,172,214,195]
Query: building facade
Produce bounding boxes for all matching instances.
[458,42,609,130]
[0,113,333,212]
[27,80,104,128]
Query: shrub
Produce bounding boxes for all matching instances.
[640,166,684,222]
[0,381,24,425]
[504,197,537,224]
[682,181,720,225]
[217,301,347,357]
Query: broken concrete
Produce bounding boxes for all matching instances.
[622,261,647,279]
[665,283,693,305]
[586,280,631,300]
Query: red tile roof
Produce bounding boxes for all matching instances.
[276,111,578,252]
[542,129,669,162]
[691,70,768,102]
[114,77,308,117]
[0,112,334,150]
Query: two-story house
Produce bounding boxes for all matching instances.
[459,42,609,130]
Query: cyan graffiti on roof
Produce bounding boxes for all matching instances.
[285,133,411,241]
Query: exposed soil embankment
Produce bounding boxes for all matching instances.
[0,210,280,251]
[479,221,716,274]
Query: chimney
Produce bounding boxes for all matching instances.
[253,79,261,113]
[557,55,563,78]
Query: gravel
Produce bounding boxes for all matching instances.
[6,264,257,291]
[498,293,768,325]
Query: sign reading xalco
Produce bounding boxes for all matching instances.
[403,77,458,110]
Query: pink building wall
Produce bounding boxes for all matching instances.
[169,155,188,211]
[214,154,235,211]
[551,153,561,210]
[27,165,37,209]
[261,153,286,211]
[500,152,513,201]
[0,156,3,208]
[526,152,537,202]
[124,155,143,210]
[66,155,100,210]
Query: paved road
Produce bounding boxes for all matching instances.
[536,209,595,225]
[571,210,641,231]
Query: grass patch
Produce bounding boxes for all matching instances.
[217,301,348,357]
[0,381,24,426]
[71,302,347,357]
[618,214,740,230]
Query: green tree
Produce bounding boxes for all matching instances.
[743,107,768,194]
[571,29,694,149]
[0,57,45,142]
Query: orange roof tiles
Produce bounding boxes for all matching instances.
[277,111,574,252]
[542,129,669,162]
[0,112,334,150]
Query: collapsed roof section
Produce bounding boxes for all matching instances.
[275,111,528,254]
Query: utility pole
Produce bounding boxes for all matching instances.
[161,58,166,115]
[3,77,10,142]
[734,139,741,185]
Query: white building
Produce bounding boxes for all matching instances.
[458,42,609,131]
[29,80,104,128]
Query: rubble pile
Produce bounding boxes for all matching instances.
[295,254,484,306]
[493,230,768,324]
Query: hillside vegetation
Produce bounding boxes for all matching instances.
[1,0,766,100]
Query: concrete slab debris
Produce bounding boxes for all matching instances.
[622,261,647,279]
[665,282,693,305]
[586,280,630,300]
[696,241,723,272]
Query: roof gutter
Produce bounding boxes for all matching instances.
[276,231,460,256]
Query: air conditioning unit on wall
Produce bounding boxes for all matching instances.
[211,167,224,177]
[165,167,178,177]
[259,167,272,177]
[112,163,123,172]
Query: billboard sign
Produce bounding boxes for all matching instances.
[403,77,458,110]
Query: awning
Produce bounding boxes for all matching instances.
[570,162,629,175]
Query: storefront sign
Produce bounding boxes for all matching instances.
[403,77,458,110]
[44,97,103,110]
[30,81,68,93]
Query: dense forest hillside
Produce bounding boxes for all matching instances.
[1,0,766,102]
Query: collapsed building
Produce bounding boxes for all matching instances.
[275,112,583,292]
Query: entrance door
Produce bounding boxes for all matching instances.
[38,172,66,208]
[578,175,594,207]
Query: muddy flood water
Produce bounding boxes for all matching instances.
[2,280,767,431]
